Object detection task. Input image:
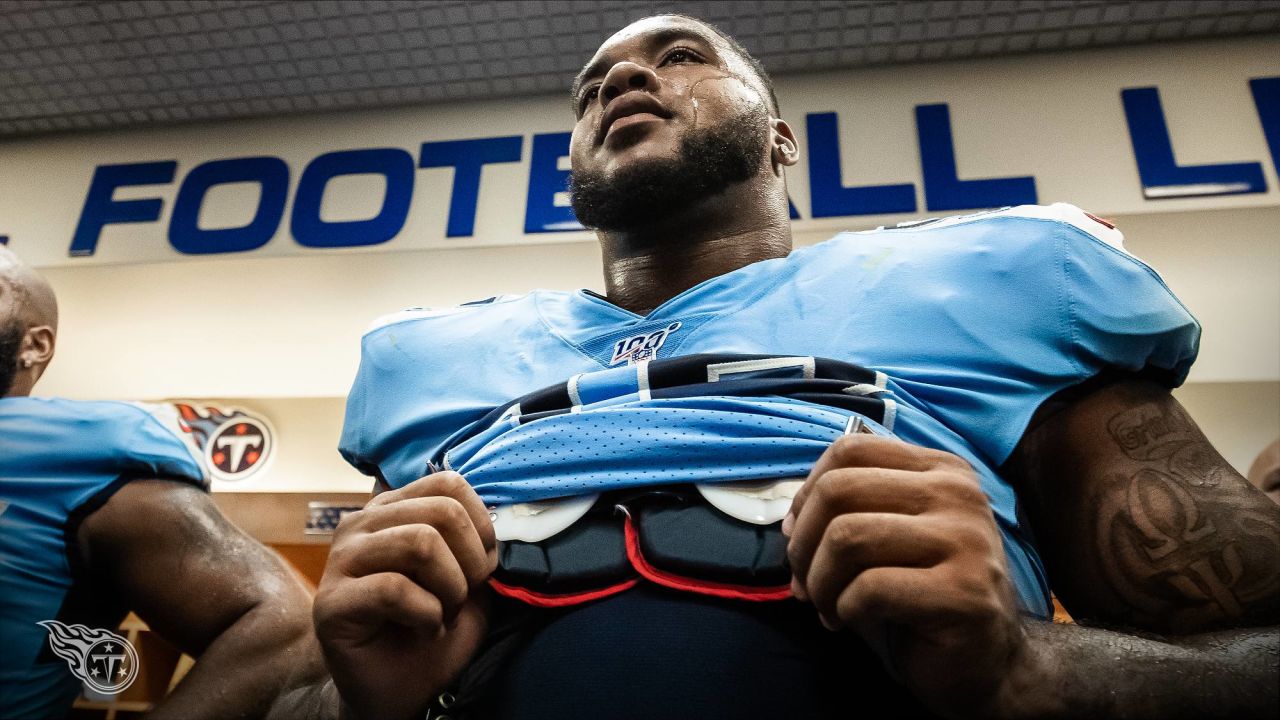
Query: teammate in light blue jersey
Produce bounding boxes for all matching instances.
[317,14,1279,720]
[0,247,320,719]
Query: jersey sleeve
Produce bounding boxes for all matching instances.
[339,303,530,488]
[122,402,210,488]
[338,342,376,479]
[338,309,439,481]
[1002,205,1199,463]
[882,204,1201,468]
[1059,222,1200,387]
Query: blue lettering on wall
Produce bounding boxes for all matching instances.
[916,104,1036,212]
[806,112,915,217]
[168,157,289,254]
[1121,87,1266,198]
[525,132,584,233]
[291,148,415,248]
[420,136,523,237]
[1249,76,1280,175]
[70,161,177,256]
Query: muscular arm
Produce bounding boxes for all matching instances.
[1002,379,1279,718]
[78,479,327,720]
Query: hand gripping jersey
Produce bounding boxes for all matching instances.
[0,398,208,719]
[340,204,1200,618]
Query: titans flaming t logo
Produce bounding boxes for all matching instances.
[174,403,275,482]
[38,621,139,695]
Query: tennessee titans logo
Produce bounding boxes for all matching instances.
[611,322,681,365]
[174,404,275,482]
[38,621,138,695]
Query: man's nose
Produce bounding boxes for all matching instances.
[599,61,658,107]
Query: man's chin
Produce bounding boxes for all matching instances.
[571,112,767,232]
[598,136,682,176]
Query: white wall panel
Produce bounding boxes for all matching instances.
[2,37,1276,268]
[5,37,1276,492]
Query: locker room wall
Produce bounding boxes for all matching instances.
[3,36,1276,496]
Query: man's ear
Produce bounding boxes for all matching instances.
[21,325,55,368]
[770,118,800,173]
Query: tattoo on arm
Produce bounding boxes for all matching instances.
[1093,397,1280,630]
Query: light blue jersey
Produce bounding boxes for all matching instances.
[340,204,1200,618]
[0,398,207,719]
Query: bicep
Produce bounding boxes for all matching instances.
[1007,379,1280,634]
[77,479,311,655]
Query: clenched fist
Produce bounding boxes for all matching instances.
[783,433,1029,718]
[313,472,497,720]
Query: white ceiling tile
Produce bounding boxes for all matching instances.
[1,0,1275,138]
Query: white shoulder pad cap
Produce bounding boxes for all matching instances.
[365,294,524,334]
[1002,203,1128,254]
[868,203,1128,255]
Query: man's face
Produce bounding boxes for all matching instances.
[568,16,773,231]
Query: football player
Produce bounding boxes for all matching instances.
[0,245,324,719]
[312,14,1279,720]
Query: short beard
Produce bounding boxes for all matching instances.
[569,103,770,232]
[0,322,21,397]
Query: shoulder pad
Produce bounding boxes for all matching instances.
[997,203,1127,253]
[865,203,1128,253]
[124,401,210,482]
[364,294,525,334]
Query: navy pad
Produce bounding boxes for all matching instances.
[635,501,791,587]
[496,512,633,593]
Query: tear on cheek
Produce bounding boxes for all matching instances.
[686,75,763,126]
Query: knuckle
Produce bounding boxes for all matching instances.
[941,519,991,557]
[326,534,367,572]
[964,585,1005,622]
[370,573,406,605]
[409,524,444,560]
[847,577,886,616]
[332,508,366,535]
[824,514,864,553]
[935,450,973,472]
[984,557,1010,589]
[948,529,984,559]
[829,434,866,465]
[785,536,809,569]
[932,472,986,506]
[325,541,351,570]
[433,471,469,496]
[812,471,846,503]
[435,496,470,529]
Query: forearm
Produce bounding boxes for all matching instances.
[149,603,327,720]
[265,677,345,720]
[999,619,1279,720]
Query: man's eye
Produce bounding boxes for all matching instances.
[662,48,699,65]
[579,86,599,112]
